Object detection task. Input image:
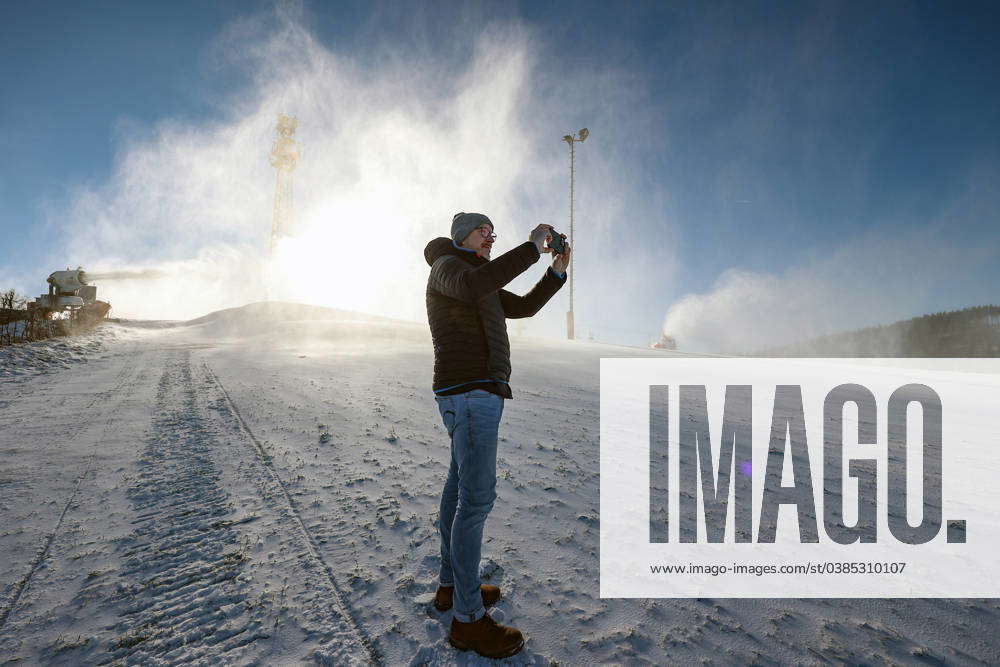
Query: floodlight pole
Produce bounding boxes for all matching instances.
[562,128,588,340]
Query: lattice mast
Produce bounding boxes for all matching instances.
[269,114,299,256]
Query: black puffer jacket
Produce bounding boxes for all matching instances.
[424,237,566,398]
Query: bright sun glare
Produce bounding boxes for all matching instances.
[269,195,412,316]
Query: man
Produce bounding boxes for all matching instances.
[423,212,570,658]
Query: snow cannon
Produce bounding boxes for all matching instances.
[31,267,111,320]
[652,333,677,351]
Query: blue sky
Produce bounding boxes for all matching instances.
[2,1,998,349]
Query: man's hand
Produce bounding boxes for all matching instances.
[529,224,553,253]
[551,241,571,274]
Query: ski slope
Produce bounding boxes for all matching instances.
[1,303,998,664]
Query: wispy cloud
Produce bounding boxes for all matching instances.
[661,226,998,354]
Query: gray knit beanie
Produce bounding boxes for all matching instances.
[451,212,493,244]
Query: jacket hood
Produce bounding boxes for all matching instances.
[424,237,485,267]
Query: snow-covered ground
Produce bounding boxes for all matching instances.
[1,303,998,664]
[0,325,116,380]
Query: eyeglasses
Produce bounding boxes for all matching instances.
[475,226,497,241]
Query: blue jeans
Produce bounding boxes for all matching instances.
[435,388,505,622]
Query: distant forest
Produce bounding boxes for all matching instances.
[761,305,1000,357]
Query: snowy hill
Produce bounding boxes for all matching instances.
[183,301,429,346]
[184,301,404,328]
[1,304,997,664]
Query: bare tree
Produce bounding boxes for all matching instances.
[1,289,25,346]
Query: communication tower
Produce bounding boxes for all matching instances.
[269,114,300,255]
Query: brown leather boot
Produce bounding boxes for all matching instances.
[434,584,501,612]
[449,613,524,658]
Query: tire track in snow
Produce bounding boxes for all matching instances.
[203,362,382,665]
[0,354,139,632]
[106,350,269,664]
